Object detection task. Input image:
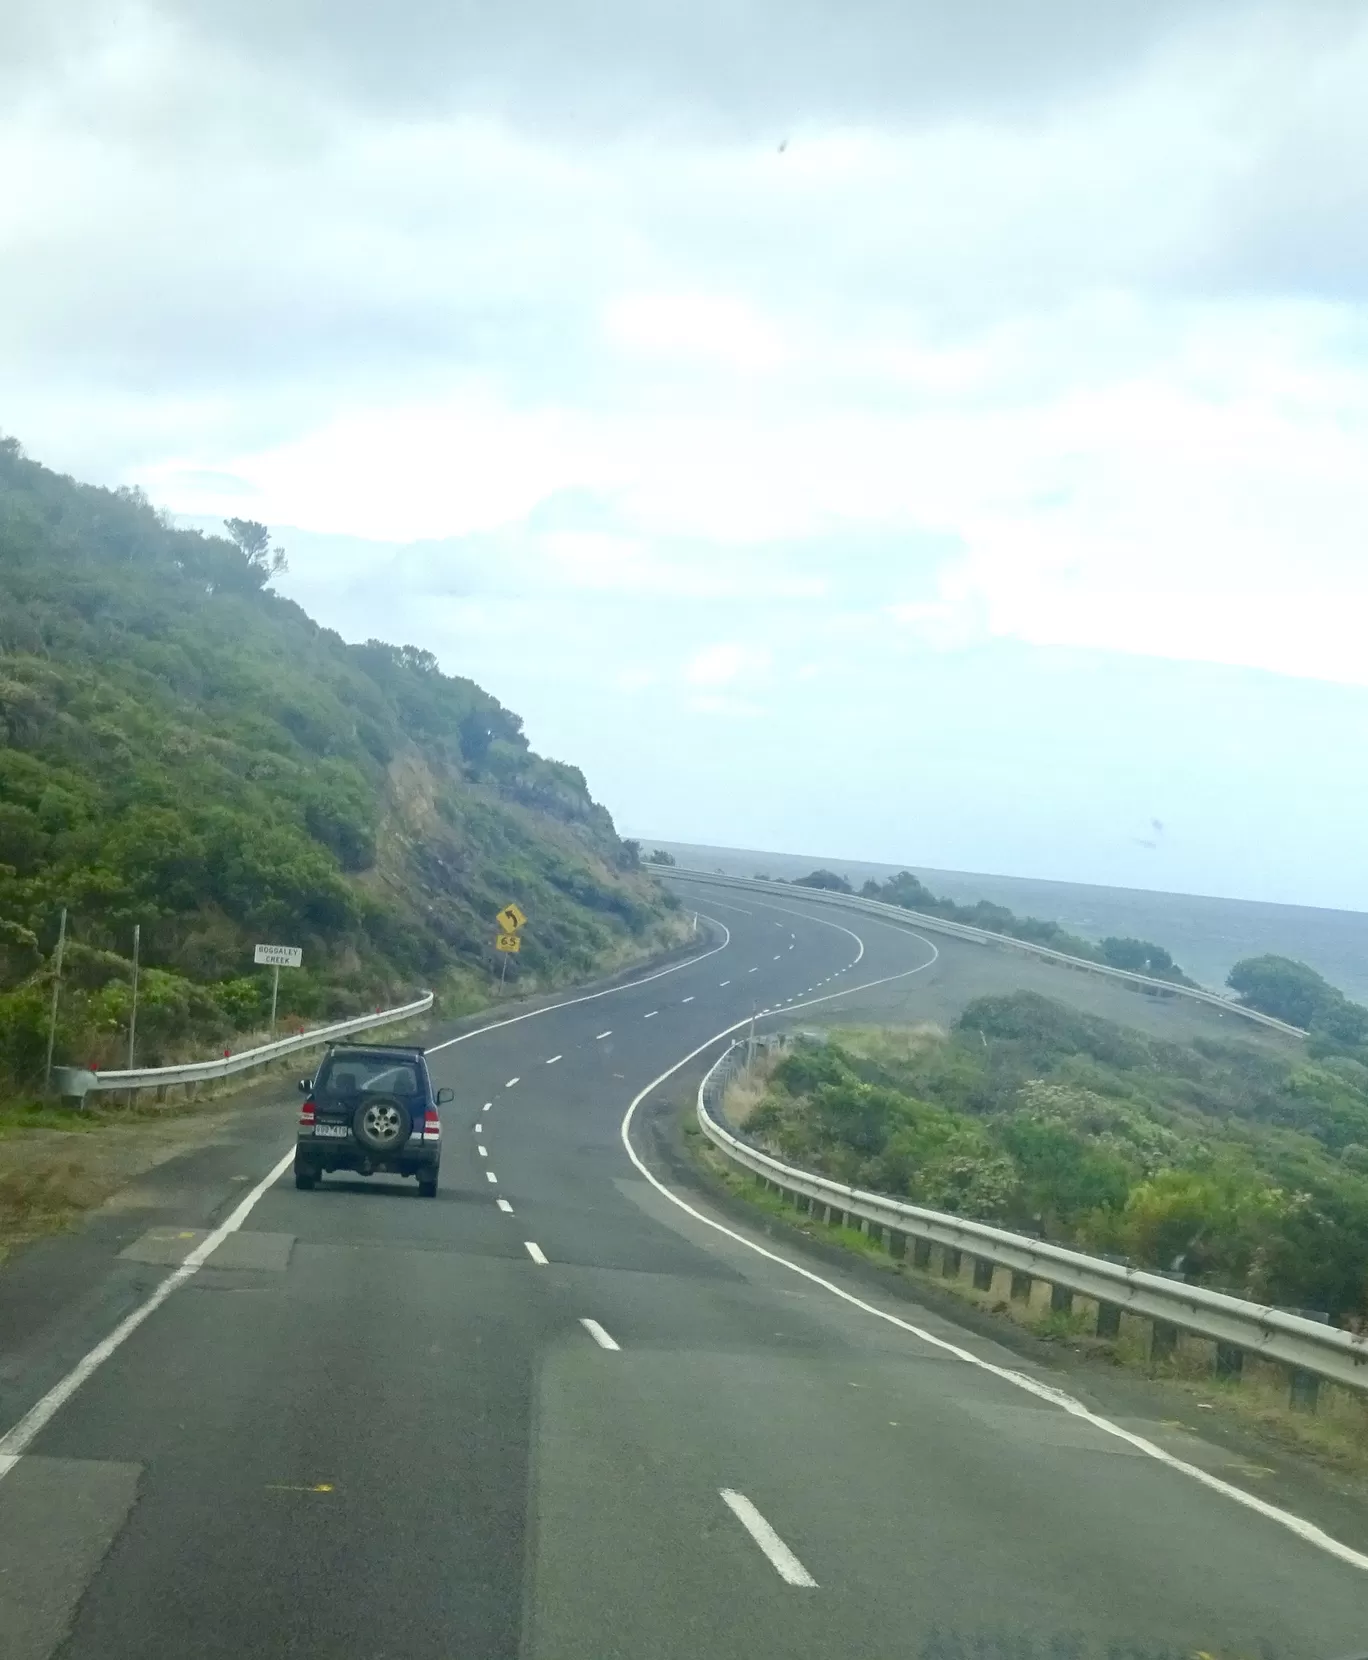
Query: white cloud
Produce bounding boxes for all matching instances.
[685,643,754,687]
[604,291,788,372]
[6,1,1368,903]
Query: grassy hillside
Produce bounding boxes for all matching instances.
[740,993,1368,1322]
[0,436,682,1084]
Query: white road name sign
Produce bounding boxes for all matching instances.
[254,944,303,968]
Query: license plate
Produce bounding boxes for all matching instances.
[313,1124,349,1139]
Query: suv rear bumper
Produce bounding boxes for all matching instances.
[295,1134,439,1177]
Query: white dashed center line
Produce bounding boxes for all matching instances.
[644,1010,658,1019]
[681,996,694,1003]
[719,980,731,988]
[524,1241,548,1265]
[496,1198,513,1213]
[486,1171,498,1183]
[580,1318,620,1351]
[546,1054,562,1065]
[719,1491,817,1587]
[478,1145,488,1157]
[773,954,781,961]
[483,1102,492,1111]
[748,967,758,974]
[595,1030,612,1040]
[505,1077,520,1088]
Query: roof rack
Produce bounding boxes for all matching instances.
[326,1039,427,1055]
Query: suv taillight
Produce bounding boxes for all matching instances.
[422,1107,440,1139]
[299,1098,316,1127]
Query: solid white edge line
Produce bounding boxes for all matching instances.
[619,896,1368,1578]
[719,1489,818,1587]
[486,1170,498,1183]
[580,1318,621,1351]
[496,1198,514,1213]
[524,1241,548,1265]
[0,1145,296,1479]
[424,917,732,1053]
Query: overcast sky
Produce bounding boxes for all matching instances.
[4,2,1368,909]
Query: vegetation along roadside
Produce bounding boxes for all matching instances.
[688,992,1368,1473]
[0,435,686,1104]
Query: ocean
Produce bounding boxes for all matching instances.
[647,840,1368,1004]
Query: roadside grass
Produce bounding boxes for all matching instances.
[721,1053,781,1128]
[685,1122,1368,1485]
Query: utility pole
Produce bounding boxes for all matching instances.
[43,906,67,1093]
[128,923,141,1069]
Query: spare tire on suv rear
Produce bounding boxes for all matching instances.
[352,1095,412,1154]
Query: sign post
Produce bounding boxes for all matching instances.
[128,923,141,1070]
[254,944,303,1034]
[494,904,526,988]
[44,906,67,1094]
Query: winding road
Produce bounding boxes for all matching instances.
[0,876,1364,1660]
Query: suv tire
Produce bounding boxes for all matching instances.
[294,1164,318,1191]
[418,1171,438,1198]
[352,1095,412,1154]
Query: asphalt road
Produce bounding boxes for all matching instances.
[1,877,1365,1660]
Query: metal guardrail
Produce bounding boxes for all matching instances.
[659,867,1305,1039]
[51,991,435,1101]
[698,1042,1368,1397]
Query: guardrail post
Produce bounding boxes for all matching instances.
[912,1238,932,1268]
[795,1194,810,1214]
[941,1246,961,1279]
[1010,1271,1032,1302]
[1150,1320,1178,1364]
[887,1229,906,1260]
[1049,1283,1073,1315]
[1289,1368,1320,1413]
[1215,1343,1243,1382]
[1095,1303,1121,1338]
[972,1258,993,1291]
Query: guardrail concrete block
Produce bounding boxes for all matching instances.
[1050,1283,1074,1315]
[888,1229,906,1260]
[1096,1303,1122,1339]
[913,1237,932,1268]
[941,1246,962,1279]
[972,1257,994,1291]
[1010,1270,1032,1302]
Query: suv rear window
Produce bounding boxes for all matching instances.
[316,1054,424,1100]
